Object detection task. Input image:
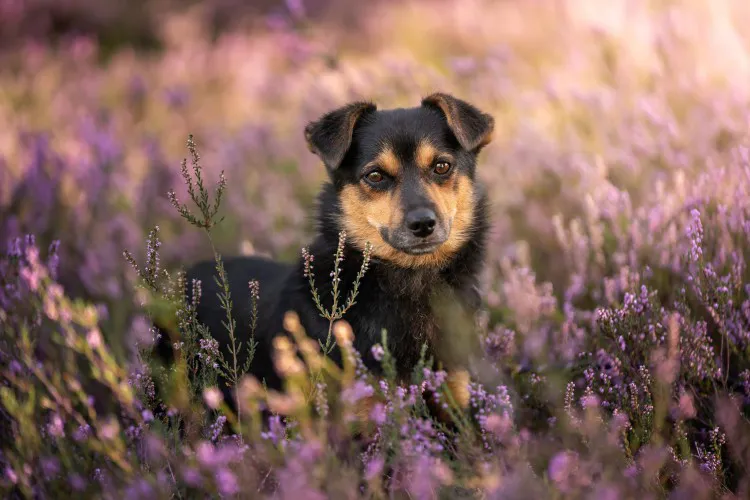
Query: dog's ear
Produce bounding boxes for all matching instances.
[304,101,377,172]
[421,93,494,153]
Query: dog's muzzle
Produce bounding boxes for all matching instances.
[382,208,450,255]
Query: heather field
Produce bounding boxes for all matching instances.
[3,0,750,498]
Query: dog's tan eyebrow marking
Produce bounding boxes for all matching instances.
[416,140,454,171]
[372,146,401,177]
[416,139,438,170]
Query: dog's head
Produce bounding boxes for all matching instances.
[305,93,494,268]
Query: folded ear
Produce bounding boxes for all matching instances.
[421,93,494,153]
[304,101,377,172]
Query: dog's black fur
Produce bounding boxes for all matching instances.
[158,93,494,403]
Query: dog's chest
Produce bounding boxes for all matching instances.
[347,267,462,371]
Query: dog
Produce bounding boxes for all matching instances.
[162,93,494,413]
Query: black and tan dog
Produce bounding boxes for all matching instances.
[177,93,494,409]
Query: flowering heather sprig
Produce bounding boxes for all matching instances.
[191,278,202,309]
[302,247,314,278]
[198,337,220,369]
[468,382,514,449]
[342,380,375,406]
[695,427,726,481]
[313,382,329,418]
[483,326,516,361]
[564,381,580,428]
[302,232,374,358]
[161,136,258,433]
[123,225,168,292]
[209,415,227,443]
[249,279,260,352]
[421,368,447,396]
[260,415,287,447]
[146,225,162,280]
[167,135,226,231]
[249,280,260,301]
[331,230,346,285]
[211,253,257,402]
[339,239,373,315]
[128,370,157,403]
[686,209,704,263]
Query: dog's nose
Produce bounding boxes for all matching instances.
[405,208,437,238]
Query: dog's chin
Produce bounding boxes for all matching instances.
[381,227,450,256]
[387,236,448,255]
[398,242,444,255]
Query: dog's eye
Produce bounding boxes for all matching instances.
[434,161,452,175]
[365,171,385,184]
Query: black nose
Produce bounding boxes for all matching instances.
[405,208,437,237]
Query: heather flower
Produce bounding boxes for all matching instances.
[198,337,220,366]
[261,415,287,446]
[674,392,696,420]
[421,368,448,394]
[686,209,704,263]
[214,468,239,496]
[144,435,166,462]
[203,387,224,409]
[364,455,384,481]
[86,328,103,349]
[371,344,385,361]
[209,415,227,443]
[68,473,86,491]
[696,445,722,477]
[4,467,17,484]
[302,247,314,278]
[73,424,92,442]
[342,380,375,405]
[126,423,144,441]
[548,451,580,492]
[181,467,202,487]
[313,382,329,418]
[468,382,514,447]
[128,315,154,349]
[40,457,60,480]
[333,319,354,346]
[370,403,387,425]
[99,419,120,441]
[483,326,516,360]
[124,478,155,500]
[47,413,65,438]
[407,455,442,499]
[581,391,601,410]
[249,279,260,301]
[483,413,513,440]
[238,375,262,400]
[591,485,621,500]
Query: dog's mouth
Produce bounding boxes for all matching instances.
[398,241,444,255]
[380,226,449,256]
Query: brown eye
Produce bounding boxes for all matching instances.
[366,170,384,183]
[434,161,452,175]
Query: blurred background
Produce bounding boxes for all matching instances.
[2,0,750,357]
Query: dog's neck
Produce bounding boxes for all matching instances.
[312,182,489,304]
